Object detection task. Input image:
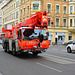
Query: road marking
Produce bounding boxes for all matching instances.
[48,49,66,52]
[42,53,75,63]
[36,62,62,73]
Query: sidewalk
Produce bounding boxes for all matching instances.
[0,44,2,48]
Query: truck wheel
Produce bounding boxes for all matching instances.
[67,47,72,53]
[12,46,17,56]
[7,44,10,53]
[4,43,7,52]
[33,52,38,56]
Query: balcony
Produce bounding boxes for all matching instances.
[69,1,75,4]
[69,12,75,17]
[68,26,75,32]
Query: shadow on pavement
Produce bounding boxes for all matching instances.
[17,53,42,59]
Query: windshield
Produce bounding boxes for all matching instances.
[22,29,47,40]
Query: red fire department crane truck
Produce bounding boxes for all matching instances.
[2,11,50,56]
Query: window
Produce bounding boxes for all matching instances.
[48,20,50,26]
[69,34,72,40]
[33,4,39,10]
[23,8,25,15]
[16,11,18,18]
[74,6,75,12]
[47,4,51,13]
[70,6,73,14]
[13,13,15,19]
[27,5,29,14]
[74,19,75,27]
[21,0,22,5]
[70,19,72,27]
[24,0,25,3]
[56,5,59,14]
[14,3,15,8]
[20,18,22,22]
[70,0,73,1]
[63,0,67,1]
[63,6,67,14]
[48,18,51,26]
[56,18,59,26]
[63,19,66,27]
[16,1,19,7]
[22,29,47,40]
[21,9,22,16]
[23,17,25,21]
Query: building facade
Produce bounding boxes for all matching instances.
[2,0,75,44]
[20,0,42,22]
[0,0,9,37]
[2,0,20,29]
[20,0,70,44]
[43,0,70,44]
[68,0,75,42]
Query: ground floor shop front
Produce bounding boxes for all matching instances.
[48,28,75,44]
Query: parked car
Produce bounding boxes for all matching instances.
[66,42,75,53]
[64,41,73,46]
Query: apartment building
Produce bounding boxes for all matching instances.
[2,0,20,29]
[2,0,75,44]
[0,0,8,37]
[20,0,41,22]
[43,0,69,44]
[20,0,70,44]
[68,0,75,41]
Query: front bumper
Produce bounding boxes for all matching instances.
[20,49,47,53]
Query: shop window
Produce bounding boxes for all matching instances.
[69,36,72,40]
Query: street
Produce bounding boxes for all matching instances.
[0,45,75,75]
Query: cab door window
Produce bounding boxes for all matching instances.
[18,29,21,39]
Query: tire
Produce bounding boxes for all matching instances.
[12,46,17,56]
[67,47,72,53]
[33,52,38,56]
[7,43,10,53]
[4,43,7,52]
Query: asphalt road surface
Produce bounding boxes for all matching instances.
[0,45,75,75]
